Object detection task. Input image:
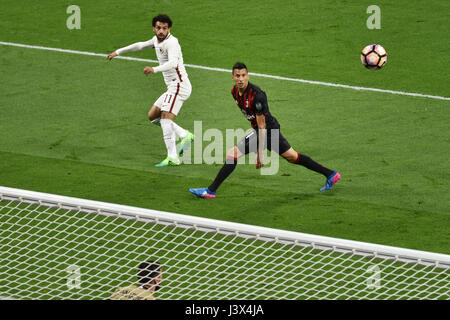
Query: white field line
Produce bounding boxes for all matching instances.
[1,41,449,101]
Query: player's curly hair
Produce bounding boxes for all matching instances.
[152,14,173,27]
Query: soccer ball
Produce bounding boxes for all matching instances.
[360,44,388,70]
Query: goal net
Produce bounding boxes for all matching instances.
[0,186,449,300]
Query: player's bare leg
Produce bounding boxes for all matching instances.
[280,148,298,163]
[189,146,243,198]
[148,105,161,125]
[281,147,341,191]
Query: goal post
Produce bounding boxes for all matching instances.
[0,186,449,300]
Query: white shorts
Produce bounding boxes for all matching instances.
[154,79,192,116]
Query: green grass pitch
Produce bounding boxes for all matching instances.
[1,0,449,263]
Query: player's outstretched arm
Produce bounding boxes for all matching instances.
[107,39,155,61]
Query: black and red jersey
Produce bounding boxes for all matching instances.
[231,82,280,130]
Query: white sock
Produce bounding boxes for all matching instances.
[151,117,161,126]
[160,119,178,159]
[171,121,188,139]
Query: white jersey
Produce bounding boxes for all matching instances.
[116,33,189,86]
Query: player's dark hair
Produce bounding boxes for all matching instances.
[152,14,173,28]
[232,62,248,74]
[137,260,161,285]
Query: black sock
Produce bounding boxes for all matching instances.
[295,153,333,177]
[208,158,238,192]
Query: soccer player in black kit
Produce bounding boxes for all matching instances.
[189,62,340,198]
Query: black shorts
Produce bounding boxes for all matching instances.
[237,129,291,155]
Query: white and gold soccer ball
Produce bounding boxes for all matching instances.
[360,44,388,70]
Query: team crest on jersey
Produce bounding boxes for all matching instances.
[236,99,249,109]
[159,48,165,54]
[236,99,250,109]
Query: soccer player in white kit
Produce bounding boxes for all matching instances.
[107,14,194,167]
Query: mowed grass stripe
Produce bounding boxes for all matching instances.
[1,46,449,255]
[1,41,449,101]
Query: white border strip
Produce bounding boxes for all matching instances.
[1,186,449,269]
[1,41,449,101]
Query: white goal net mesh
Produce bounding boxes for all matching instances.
[0,187,449,300]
